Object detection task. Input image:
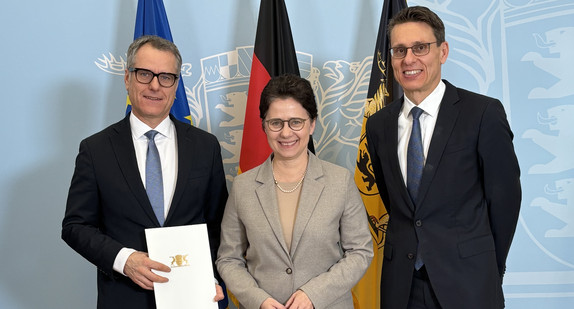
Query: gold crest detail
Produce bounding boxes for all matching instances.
[170,254,190,268]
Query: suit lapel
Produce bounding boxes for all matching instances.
[165,117,191,223]
[255,157,291,256]
[290,153,323,257]
[385,99,416,212]
[416,81,461,205]
[109,115,160,226]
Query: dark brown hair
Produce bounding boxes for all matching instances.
[259,74,318,121]
[388,6,446,44]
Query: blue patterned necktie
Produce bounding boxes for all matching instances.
[407,106,424,202]
[145,130,164,226]
[407,106,424,270]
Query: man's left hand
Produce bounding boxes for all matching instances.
[213,284,224,302]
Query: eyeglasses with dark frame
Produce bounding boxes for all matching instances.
[390,42,437,59]
[128,67,179,88]
[265,118,309,132]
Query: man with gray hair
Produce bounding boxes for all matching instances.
[62,35,227,308]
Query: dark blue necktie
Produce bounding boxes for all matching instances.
[145,130,164,226]
[407,106,424,202]
[407,106,424,270]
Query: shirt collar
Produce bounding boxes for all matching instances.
[401,80,446,118]
[129,113,174,140]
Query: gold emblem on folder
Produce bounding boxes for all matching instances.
[169,254,189,268]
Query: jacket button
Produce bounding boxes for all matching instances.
[415,220,422,227]
[286,268,292,274]
[407,253,415,260]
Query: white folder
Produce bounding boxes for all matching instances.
[145,224,219,309]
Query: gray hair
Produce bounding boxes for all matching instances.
[126,35,182,72]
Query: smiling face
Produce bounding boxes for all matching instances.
[124,43,178,128]
[264,97,316,163]
[390,21,449,104]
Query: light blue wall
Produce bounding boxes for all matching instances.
[0,0,572,308]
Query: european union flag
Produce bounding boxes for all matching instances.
[126,0,192,125]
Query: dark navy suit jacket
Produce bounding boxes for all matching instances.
[62,114,228,309]
[366,80,521,309]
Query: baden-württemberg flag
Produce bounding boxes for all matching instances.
[126,0,192,125]
[352,0,406,308]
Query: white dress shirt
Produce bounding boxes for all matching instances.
[397,81,446,185]
[113,113,178,275]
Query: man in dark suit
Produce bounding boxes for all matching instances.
[62,35,228,309]
[366,6,521,309]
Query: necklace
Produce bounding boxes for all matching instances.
[273,169,307,193]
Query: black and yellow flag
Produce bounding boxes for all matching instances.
[352,0,407,308]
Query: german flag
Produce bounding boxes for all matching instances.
[238,0,313,174]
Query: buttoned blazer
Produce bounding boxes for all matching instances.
[366,80,521,309]
[216,152,373,309]
[62,114,228,309]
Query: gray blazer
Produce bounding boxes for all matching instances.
[217,152,373,309]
